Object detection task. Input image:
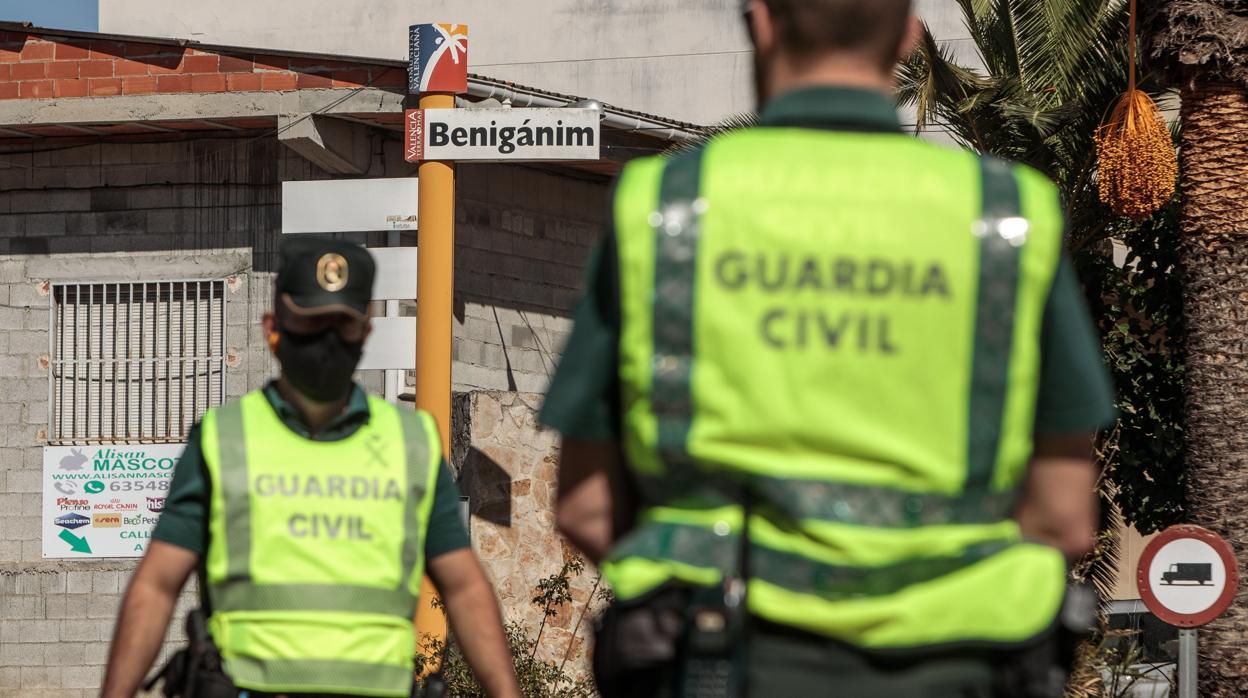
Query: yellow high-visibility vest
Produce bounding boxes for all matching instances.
[201,390,441,696]
[605,129,1068,651]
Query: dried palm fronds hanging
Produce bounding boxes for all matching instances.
[1094,0,1178,220]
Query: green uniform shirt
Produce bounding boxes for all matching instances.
[153,381,470,561]
[540,86,1116,440]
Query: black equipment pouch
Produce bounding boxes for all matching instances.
[593,584,690,698]
[420,672,447,698]
[144,610,239,698]
[143,648,189,698]
[992,582,1096,698]
[595,488,753,698]
[676,582,747,698]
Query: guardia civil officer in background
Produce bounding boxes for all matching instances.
[101,237,521,698]
[542,1,1116,696]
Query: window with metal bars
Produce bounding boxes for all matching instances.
[49,280,227,445]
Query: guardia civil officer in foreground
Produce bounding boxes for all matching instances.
[542,1,1116,696]
[101,237,521,698]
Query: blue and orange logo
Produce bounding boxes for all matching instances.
[408,23,468,95]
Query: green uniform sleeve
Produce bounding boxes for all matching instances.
[151,424,209,557]
[1034,256,1118,435]
[539,233,622,439]
[424,459,471,560]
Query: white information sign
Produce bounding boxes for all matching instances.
[281,178,419,235]
[359,316,417,370]
[42,444,184,558]
[405,108,601,162]
[368,247,418,300]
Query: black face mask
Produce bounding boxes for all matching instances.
[276,326,363,402]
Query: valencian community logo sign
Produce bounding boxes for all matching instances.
[42,444,183,558]
[409,23,468,94]
[405,108,601,162]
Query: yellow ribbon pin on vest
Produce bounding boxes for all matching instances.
[316,253,349,292]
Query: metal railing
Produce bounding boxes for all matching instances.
[48,280,227,445]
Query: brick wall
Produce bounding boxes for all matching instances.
[0,136,606,695]
[0,31,405,101]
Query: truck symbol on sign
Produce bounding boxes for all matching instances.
[1161,563,1213,586]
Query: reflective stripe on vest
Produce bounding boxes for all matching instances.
[651,149,704,476]
[606,132,1067,649]
[201,391,440,697]
[224,658,414,698]
[633,471,1019,528]
[613,519,1013,599]
[968,156,1026,490]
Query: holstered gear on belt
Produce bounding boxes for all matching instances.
[144,610,239,698]
[993,581,1097,698]
[594,581,1096,698]
[595,491,753,698]
[593,584,688,698]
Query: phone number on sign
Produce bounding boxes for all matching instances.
[108,480,170,492]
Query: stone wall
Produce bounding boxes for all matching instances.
[453,391,604,685]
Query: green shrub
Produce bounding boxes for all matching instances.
[414,556,606,697]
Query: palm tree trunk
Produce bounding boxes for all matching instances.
[1177,82,1248,698]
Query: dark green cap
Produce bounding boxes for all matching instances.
[276,236,375,320]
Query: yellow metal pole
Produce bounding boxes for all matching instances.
[415,93,455,452]
[413,91,456,655]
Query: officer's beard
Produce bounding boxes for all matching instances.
[275,326,363,403]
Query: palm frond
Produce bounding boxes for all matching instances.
[898,24,990,140]
[895,0,1169,249]
[663,113,757,155]
[998,99,1084,139]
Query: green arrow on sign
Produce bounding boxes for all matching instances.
[59,529,92,554]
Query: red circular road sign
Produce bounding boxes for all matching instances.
[1137,524,1238,628]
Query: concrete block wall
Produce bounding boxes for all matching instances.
[0,136,609,694]
[451,164,607,394]
[0,250,261,698]
[0,139,293,695]
[0,565,198,698]
[0,140,608,394]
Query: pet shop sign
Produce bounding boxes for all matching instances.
[42,444,183,558]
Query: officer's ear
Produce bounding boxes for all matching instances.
[361,319,372,344]
[897,14,924,64]
[262,312,279,355]
[745,0,775,59]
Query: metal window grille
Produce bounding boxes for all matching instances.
[49,280,227,445]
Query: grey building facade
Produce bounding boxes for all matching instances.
[0,22,691,695]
